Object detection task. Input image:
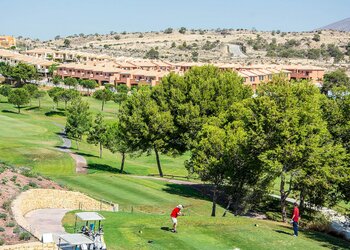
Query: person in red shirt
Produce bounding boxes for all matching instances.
[291,202,300,236]
[170,204,184,233]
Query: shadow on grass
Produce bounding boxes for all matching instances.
[45,110,65,117]
[302,229,350,249]
[76,152,98,158]
[1,109,19,114]
[162,183,209,200]
[274,229,291,235]
[87,163,128,174]
[160,226,170,232]
[25,106,39,111]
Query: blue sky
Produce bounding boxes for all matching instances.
[1,0,349,40]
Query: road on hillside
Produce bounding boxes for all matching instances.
[227,44,247,58]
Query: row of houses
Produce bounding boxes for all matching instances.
[1,48,325,89]
[0,49,55,75]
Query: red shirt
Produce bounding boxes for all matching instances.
[171,207,180,218]
[292,207,299,222]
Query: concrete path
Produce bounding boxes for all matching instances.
[25,208,69,243]
[227,44,247,58]
[54,123,88,174]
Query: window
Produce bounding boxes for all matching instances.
[259,75,264,81]
[250,76,255,82]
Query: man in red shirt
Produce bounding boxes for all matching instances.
[170,204,184,233]
[291,202,300,236]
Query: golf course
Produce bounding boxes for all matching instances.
[0,91,349,249]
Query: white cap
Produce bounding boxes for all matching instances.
[177,204,184,209]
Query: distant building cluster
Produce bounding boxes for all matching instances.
[0,36,16,49]
[0,48,325,89]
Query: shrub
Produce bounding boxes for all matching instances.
[21,185,29,191]
[2,200,11,211]
[10,175,17,182]
[0,227,4,232]
[28,181,38,188]
[0,237,4,246]
[13,226,21,234]
[6,222,15,227]
[1,178,8,185]
[164,28,173,34]
[0,213,7,220]
[19,232,31,241]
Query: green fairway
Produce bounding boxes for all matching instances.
[0,93,189,177]
[63,211,350,250]
[1,89,349,249]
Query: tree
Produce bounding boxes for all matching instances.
[48,87,64,109]
[80,79,97,96]
[32,90,46,108]
[23,84,38,104]
[60,89,80,109]
[65,99,92,149]
[63,39,71,47]
[164,28,173,34]
[179,27,187,34]
[11,63,38,84]
[145,48,159,59]
[8,88,30,113]
[252,80,347,221]
[119,87,175,177]
[171,42,176,48]
[48,64,59,78]
[63,77,78,89]
[152,65,252,153]
[87,113,108,158]
[114,84,128,110]
[327,44,344,63]
[105,122,129,173]
[0,85,12,101]
[312,34,320,42]
[93,88,114,111]
[52,75,62,86]
[321,69,350,94]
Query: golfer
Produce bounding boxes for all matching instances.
[291,202,300,237]
[170,204,184,233]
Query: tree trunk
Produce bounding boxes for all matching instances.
[211,185,217,217]
[222,195,232,217]
[120,152,126,173]
[99,142,103,158]
[17,105,21,114]
[38,98,41,108]
[154,146,163,177]
[101,100,104,111]
[76,140,79,150]
[299,189,305,215]
[280,172,287,222]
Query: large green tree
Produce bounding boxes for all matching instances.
[321,69,350,94]
[80,79,97,96]
[8,88,30,113]
[11,63,38,84]
[93,88,114,111]
[87,113,108,158]
[65,99,92,149]
[64,77,78,89]
[61,89,81,109]
[0,84,12,101]
[251,79,348,221]
[119,87,175,177]
[32,90,46,108]
[105,122,129,173]
[48,87,64,109]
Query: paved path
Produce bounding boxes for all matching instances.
[54,123,88,174]
[227,44,247,58]
[25,208,69,243]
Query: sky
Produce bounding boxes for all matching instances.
[1,0,350,40]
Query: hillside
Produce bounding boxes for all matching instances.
[320,17,350,32]
[17,29,350,70]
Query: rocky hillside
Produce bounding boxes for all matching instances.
[320,17,350,32]
[0,163,63,246]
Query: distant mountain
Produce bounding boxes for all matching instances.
[319,17,350,32]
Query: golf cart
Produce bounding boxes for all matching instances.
[72,212,107,250]
[58,233,94,250]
